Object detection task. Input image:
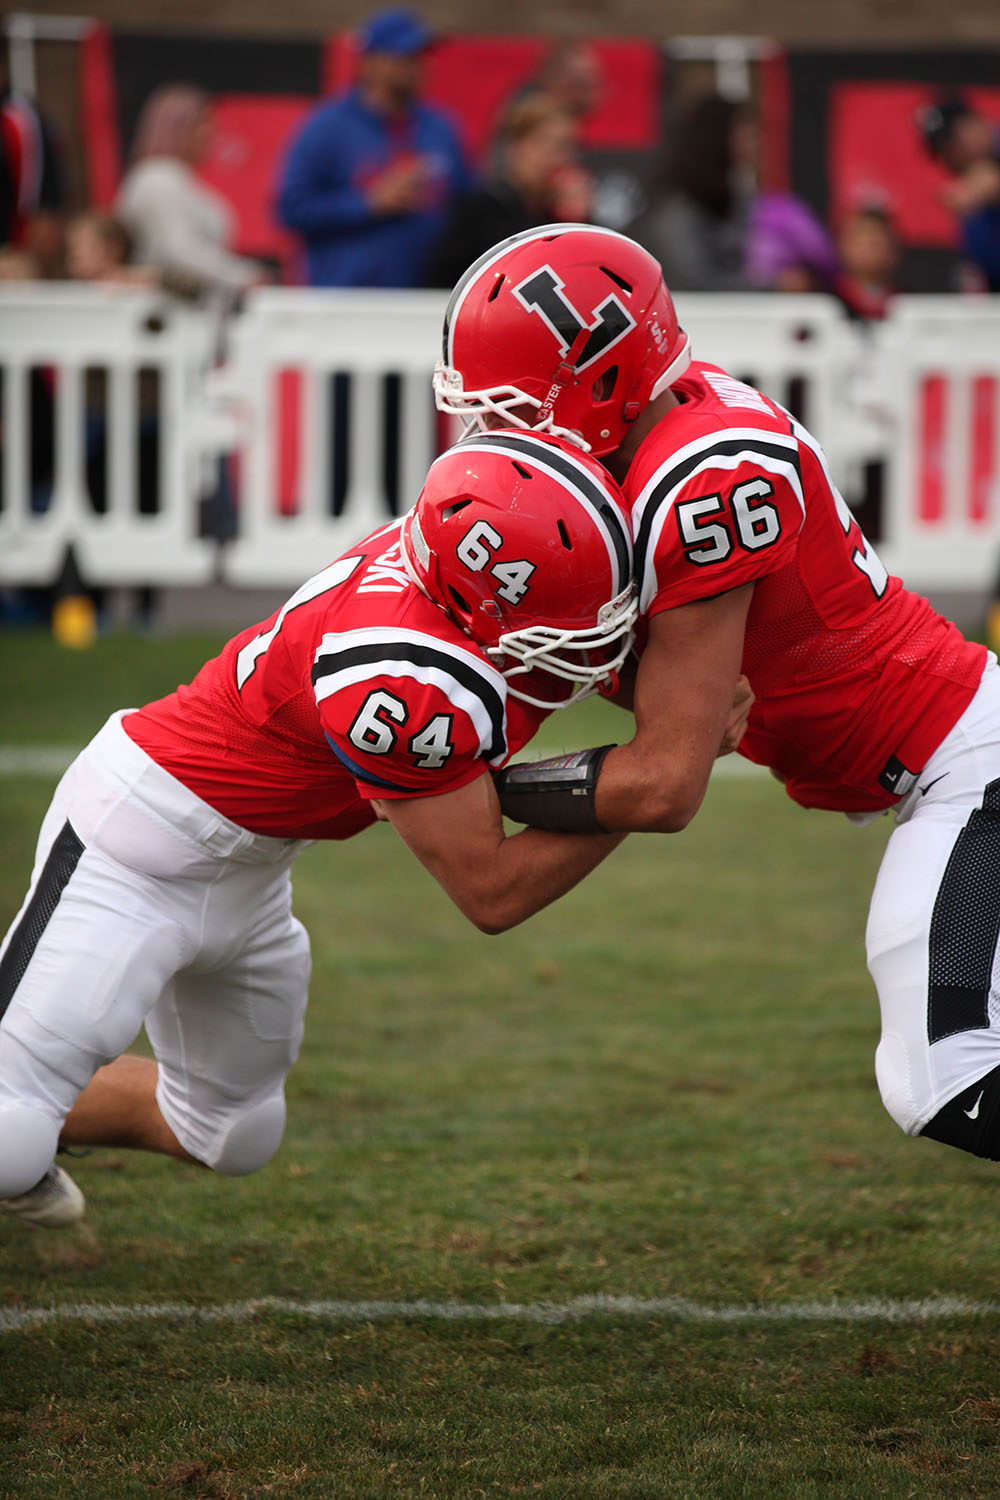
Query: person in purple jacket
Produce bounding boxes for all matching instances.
[276,7,473,287]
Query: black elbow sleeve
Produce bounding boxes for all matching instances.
[493,745,615,834]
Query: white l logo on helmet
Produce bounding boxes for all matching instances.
[512,266,636,372]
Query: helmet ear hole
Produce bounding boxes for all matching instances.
[593,365,618,403]
[448,585,472,614]
[601,265,633,294]
[442,498,472,520]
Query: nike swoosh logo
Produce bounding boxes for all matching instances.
[964,1091,985,1120]
[919,773,949,797]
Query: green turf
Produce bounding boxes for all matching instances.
[2,629,1000,1498]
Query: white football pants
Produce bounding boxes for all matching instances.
[0,713,312,1177]
[868,655,1000,1137]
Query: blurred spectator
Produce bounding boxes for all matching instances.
[745,191,839,293]
[116,84,266,310]
[919,94,1000,292]
[0,53,67,278]
[116,86,251,555]
[66,209,207,298]
[832,205,900,321]
[66,211,138,283]
[495,41,606,224]
[0,246,38,280]
[521,41,605,128]
[425,97,583,288]
[276,7,472,287]
[626,95,757,291]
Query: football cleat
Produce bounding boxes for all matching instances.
[0,1164,86,1228]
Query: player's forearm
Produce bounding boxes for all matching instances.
[594,738,711,834]
[494,739,709,836]
[378,775,626,935]
[458,826,626,934]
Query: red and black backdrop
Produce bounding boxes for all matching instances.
[80,27,666,280]
[79,29,1000,291]
[785,48,1000,290]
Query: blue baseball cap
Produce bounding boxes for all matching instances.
[357,8,435,56]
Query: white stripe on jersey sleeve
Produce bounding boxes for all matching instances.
[633,429,806,616]
[312,627,509,766]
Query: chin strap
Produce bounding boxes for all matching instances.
[536,325,594,430]
[493,745,615,833]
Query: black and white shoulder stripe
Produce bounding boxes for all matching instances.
[632,427,805,613]
[312,627,509,764]
[451,431,633,598]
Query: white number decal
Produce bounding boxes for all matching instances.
[349,691,407,755]
[349,696,455,769]
[731,478,782,550]
[833,487,888,598]
[456,520,537,605]
[490,559,536,605]
[409,714,454,769]
[675,493,732,564]
[237,554,364,690]
[675,478,781,566]
[457,520,504,570]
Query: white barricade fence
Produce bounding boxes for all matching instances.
[672,292,864,482]
[2,285,999,601]
[0,285,219,588]
[211,289,449,587]
[875,297,1000,595]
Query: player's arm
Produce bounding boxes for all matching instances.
[594,583,755,832]
[495,583,754,836]
[600,650,755,756]
[373,771,625,935]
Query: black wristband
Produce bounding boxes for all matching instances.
[493,745,615,833]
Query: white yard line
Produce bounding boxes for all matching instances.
[0,746,77,777]
[1,1293,996,1335]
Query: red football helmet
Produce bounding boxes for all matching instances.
[434,223,691,458]
[400,430,637,708]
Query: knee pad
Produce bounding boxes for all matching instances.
[0,1103,61,1198]
[921,1063,1000,1160]
[210,1093,286,1177]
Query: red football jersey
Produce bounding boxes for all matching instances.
[125,522,550,839]
[628,362,987,813]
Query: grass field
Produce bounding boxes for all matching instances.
[3,630,1000,1498]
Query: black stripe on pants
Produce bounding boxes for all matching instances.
[927,778,1000,1046]
[0,821,84,1023]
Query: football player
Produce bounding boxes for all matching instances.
[0,433,646,1229]
[436,223,1000,1168]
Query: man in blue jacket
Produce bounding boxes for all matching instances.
[276,7,473,287]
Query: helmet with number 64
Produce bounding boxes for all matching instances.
[400,430,637,708]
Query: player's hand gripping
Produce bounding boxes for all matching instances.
[718,674,754,755]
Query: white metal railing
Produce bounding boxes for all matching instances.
[1,285,999,598]
[0,284,218,586]
[210,289,449,587]
[874,298,1000,591]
